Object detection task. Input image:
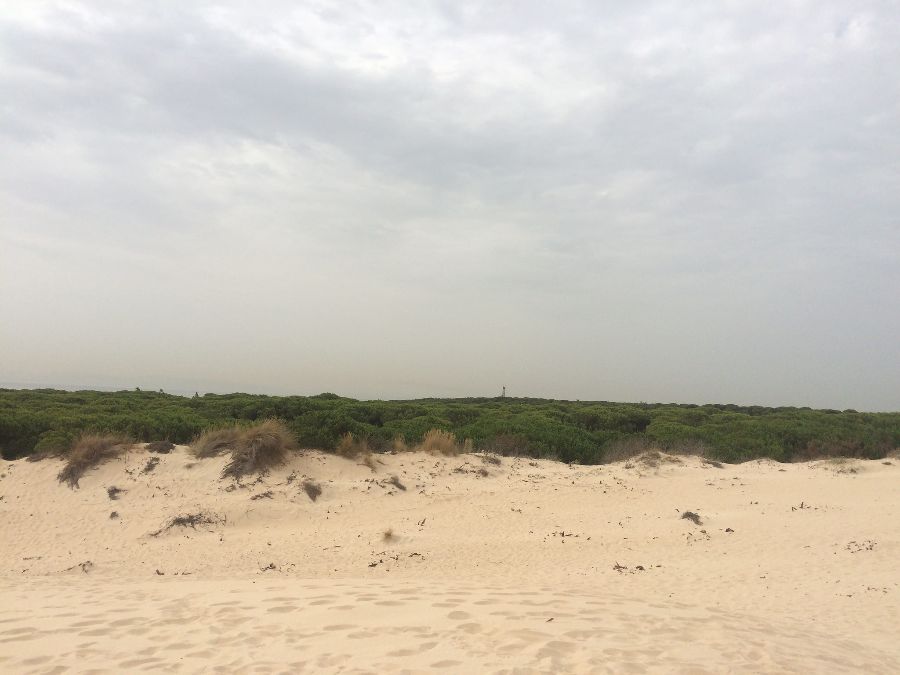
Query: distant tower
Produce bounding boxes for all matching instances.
[501,385,506,398]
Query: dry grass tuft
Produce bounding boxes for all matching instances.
[382,528,395,542]
[336,432,371,459]
[221,419,296,480]
[388,475,407,491]
[57,433,132,488]
[191,427,242,459]
[391,435,409,453]
[418,429,460,456]
[146,441,175,454]
[335,433,380,471]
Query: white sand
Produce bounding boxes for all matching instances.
[1,448,898,673]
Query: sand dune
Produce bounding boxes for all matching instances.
[1,447,898,673]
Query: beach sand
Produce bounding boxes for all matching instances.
[1,448,898,673]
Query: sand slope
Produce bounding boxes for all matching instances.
[1,447,898,673]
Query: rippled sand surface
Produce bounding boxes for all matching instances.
[1,448,898,673]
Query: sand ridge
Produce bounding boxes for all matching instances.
[1,447,898,673]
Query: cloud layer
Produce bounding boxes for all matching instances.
[2,1,898,409]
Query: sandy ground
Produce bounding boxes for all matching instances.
[1,447,898,673]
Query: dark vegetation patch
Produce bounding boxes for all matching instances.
[301,479,322,502]
[681,511,703,525]
[146,441,175,454]
[250,490,273,500]
[107,485,125,500]
[142,456,160,474]
[388,475,407,491]
[3,389,898,465]
[57,434,132,488]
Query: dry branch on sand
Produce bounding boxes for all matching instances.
[57,434,132,488]
[150,511,225,537]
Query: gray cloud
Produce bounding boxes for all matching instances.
[1,1,898,408]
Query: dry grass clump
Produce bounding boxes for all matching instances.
[383,528,395,542]
[418,429,461,456]
[391,436,409,453]
[150,511,225,536]
[335,432,371,458]
[57,433,132,488]
[221,419,296,480]
[190,420,298,479]
[191,427,243,459]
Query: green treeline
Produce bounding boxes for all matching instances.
[1,388,898,464]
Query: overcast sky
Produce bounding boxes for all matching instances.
[1,1,898,409]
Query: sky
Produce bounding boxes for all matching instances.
[1,1,898,410]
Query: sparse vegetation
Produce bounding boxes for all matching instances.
[302,479,322,502]
[146,441,174,454]
[57,433,132,488]
[191,427,242,459]
[2,389,898,465]
[221,419,296,480]
[681,511,702,525]
[418,428,460,455]
[150,511,224,536]
[388,475,406,491]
